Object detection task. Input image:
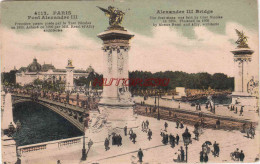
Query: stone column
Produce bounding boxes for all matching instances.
[98,29,134,107]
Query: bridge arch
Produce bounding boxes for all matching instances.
[12,95,86,132]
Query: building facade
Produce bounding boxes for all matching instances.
[16,58,94,87]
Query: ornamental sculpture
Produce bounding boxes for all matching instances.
[97,6,125,27]
[235,29,249,48]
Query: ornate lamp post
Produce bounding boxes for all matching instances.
[81,109,89,161]
[155,90,163,120]
[182,127,191,162]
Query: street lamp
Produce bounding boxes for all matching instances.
[182,127,191,162]
[81,109,89,161]
[157,92,160,120]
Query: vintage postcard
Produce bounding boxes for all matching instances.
[0,0,259,163]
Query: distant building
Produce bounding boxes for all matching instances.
[174,87,186,99]
[16,58,94,86]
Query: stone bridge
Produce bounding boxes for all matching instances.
[11,94,89,132]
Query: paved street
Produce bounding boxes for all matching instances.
[22,114,259,164]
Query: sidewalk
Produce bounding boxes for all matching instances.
[134,96,259,122]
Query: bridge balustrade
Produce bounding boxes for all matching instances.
[18,136,84,156]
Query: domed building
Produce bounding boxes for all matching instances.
[27,58,42,72]
[16,58,94,87]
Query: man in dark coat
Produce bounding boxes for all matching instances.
[169,134,173,145]
[213,141,219,157]
[124,126,127,136]
[240,106,244,116]
[176,134,179,145]
[104,137,110,151]
[148,129,152,141]
[118,135,122,146]
[138,148,144,162]
[239,150,245,161]
[216,119,220,129]
[172,135,175,148]
[132,133,137,144]
[180,146,185,162]
[164,122,168,131]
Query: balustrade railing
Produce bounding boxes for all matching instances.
[18,136,84,156]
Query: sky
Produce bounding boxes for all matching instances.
[0,0,259,77]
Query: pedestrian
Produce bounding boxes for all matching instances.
[164,122,168,131]
[149,107,151,113]
[199,104,201,111]
[176,134,179,145]
[180,122,184,129]
[88,139,93,149]
[57,160,61,164]
[104,137,110,151]
[216,119,220,129]
[145,107,147,114]
[200,151,204,162]
[142,121,146,131]
[235,107,238,114]
[240,106,244,116]
[165,133,169,144]
[176,121,179,129]
[137,148,144,162]
[180,146,185,162]
[118,134,122,146]
[124,126,127,136]
[204,153,208,162]
[129,128,133,140]
[169,134,173,146]
[148,129,152,141]
[194,129,199,140]
[146,120,149,129]
[112,134,115,145]
[178,102,181,109]
[132,133,137,144]
[213,141,219,157]
[239,150,245,161]
[172,135,175,148]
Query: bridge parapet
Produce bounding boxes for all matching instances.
[18,136,84,157]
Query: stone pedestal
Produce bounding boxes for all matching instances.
[98,29,134,107]
[231,48,258,107]
[2,136,17,164]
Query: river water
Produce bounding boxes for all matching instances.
[13,102,83,146]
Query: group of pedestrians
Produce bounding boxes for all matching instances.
[141,120,149,132]
[176,120,184,129]
[230,105,244,116]
[231,148,245,161]
[111,133,122,146]
[129,128,137,144]
[160,122,180,148]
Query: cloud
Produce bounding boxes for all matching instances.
[1,28,103,73]
[1,22,258,78]
[129,22,258,77]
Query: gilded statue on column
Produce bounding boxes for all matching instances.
[235,29,249,48]
[97,6,125,28]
